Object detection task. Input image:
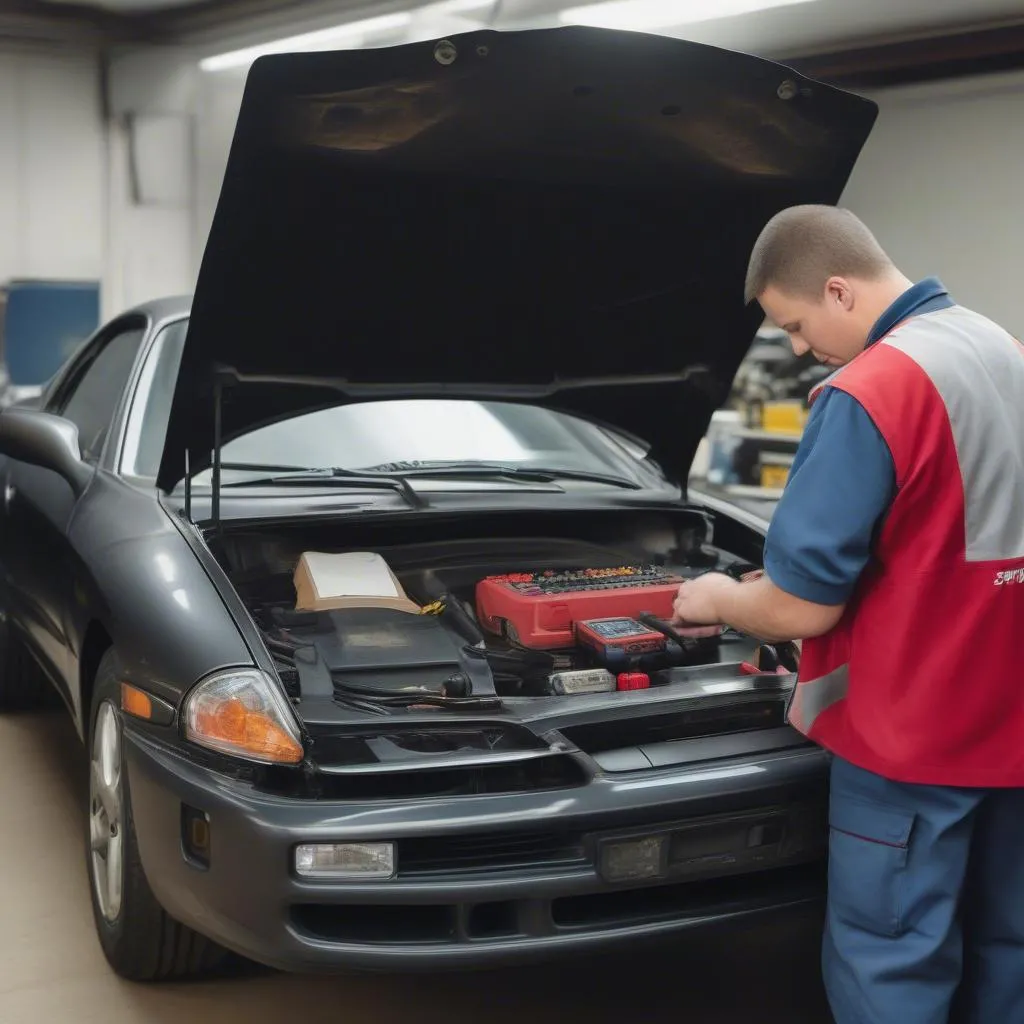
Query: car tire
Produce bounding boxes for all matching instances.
[86,649,227,981]
[0,617,55,710]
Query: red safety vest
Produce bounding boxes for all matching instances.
[788,305,1024,787]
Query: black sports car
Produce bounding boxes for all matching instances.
[0,27,876,980]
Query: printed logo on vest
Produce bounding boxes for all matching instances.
[994,568,1024,586]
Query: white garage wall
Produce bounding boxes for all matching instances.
[0,45,199,322]
[103,47,199,319]
[0,47,105,287]
[840,70,1024,338]
[100,120,197,319]
[193,70,246,276]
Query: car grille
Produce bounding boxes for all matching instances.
[399,829,587,877]
[289,862,827,946]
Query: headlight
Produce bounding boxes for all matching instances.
[183,668,303,765]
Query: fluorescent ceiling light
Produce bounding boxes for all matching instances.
[559,0,818,31]
[199,13,414,72]
[199,1,496,73]
[423,0,495,11]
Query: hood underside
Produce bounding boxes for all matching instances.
[157,25,876,493]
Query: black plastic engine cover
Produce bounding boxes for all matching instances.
[272,606,493,698]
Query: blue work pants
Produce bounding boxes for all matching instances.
[824,755,1024,1024]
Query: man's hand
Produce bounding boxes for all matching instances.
[671,573,736,628]
[671,571,846,643]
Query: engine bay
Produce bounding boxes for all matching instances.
[215,508,782,711]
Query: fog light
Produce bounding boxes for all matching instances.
[295,842,396,879]
[599,836,666,883]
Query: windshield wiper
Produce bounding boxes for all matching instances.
[218,463,428,510]
[354,460,643,490]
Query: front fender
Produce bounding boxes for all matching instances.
[65,474,253,726]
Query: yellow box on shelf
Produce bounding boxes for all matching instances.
[761,401,806,436]
[759,449,795,490]
[760,463,790,489]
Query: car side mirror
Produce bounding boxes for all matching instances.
[0,408,92,496]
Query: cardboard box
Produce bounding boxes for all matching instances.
[293,551,420,614]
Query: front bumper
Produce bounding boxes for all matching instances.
[125,731,829,973]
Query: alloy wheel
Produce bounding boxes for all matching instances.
[89,700,124,922]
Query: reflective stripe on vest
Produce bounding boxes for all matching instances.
[788,663,849,736]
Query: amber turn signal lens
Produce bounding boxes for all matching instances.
[192,696,302,764]
[120,682,153,721]
[184,669,304,765]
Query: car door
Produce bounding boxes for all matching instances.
[0,318,146,696]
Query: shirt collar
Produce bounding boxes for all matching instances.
[867,276,953,345]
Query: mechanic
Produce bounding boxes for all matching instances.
[672,205,1024,1024]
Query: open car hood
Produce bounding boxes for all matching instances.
[157,26,876,493]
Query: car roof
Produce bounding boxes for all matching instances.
[129,296,192,324]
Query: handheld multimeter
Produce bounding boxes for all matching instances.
[575,617,668,661]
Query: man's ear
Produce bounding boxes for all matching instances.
[825,276,855,311]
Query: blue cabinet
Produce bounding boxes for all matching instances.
[1,279,100,388]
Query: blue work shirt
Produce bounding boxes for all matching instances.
[763,277,955,605]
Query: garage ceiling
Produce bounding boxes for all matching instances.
[5,0,1024,70]
[40,0,199,9]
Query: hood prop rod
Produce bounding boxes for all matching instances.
[210,366,232,539]
[184,448,192,523]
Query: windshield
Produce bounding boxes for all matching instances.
[122,320,666,489]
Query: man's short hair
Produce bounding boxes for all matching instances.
[744,205,894,304]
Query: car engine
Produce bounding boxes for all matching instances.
[221,510,768,707]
